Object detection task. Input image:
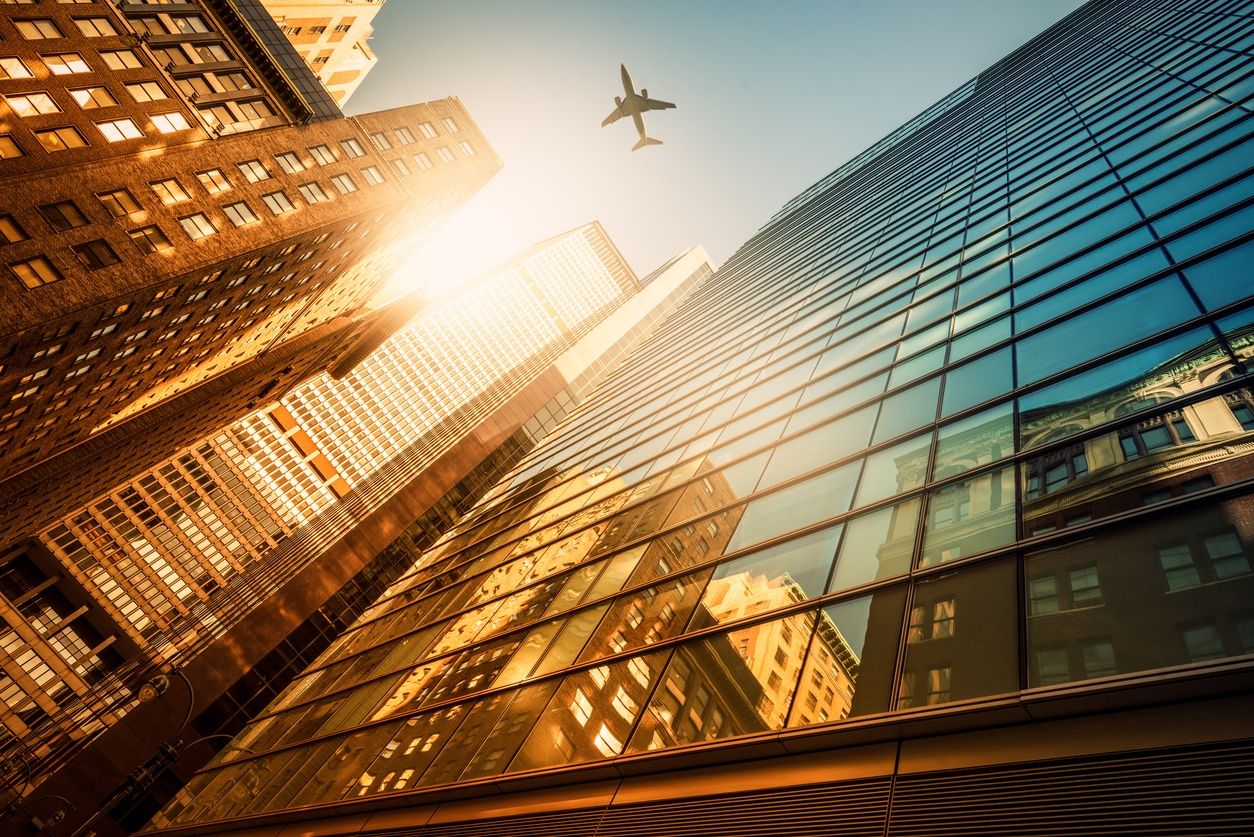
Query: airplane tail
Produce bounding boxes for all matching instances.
[632,136,663,152]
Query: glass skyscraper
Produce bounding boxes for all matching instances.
[149,0,1254,833]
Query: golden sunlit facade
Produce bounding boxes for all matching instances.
[149,1,1254,834]
[262,0,383,107]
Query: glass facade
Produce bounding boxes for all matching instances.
[151,0,1254,828]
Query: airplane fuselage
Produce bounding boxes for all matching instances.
[603,64,673,150]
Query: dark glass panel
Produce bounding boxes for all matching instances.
[919,466,1016,567]
[725,462,861,553]
[1181,238,1254,312]
[942,347,1014,417]
[828,497,920,592]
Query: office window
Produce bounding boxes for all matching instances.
[395,127,416,145]
[330,173,356,195]
[298,182,330,204]
[127,225,172,254]
[100,50,142,71]
[0,57,34,80]
[1180,620,1224,662]
[1204,529,1250,579]
[222,202,258,227]
[308,144,335,166]
[418,121,437,139]
[125,81,167,102]
[361,166,384,185]
[391,157,410,176]
[33,125,87,152]
[15,19,63,39]
[195,168,231,194]
[341,138,365,158]
[73,18,116,37]
[1080,638,1117,679]
[237,159,271,183]
[9,256,62,289]
[369,131,391,150]
[37,200,88,231]
[95,118,142,142]
[0,215,27,245]
[5,92,60,116]
[459,140,476,157]
[172,15,210,34]
[178,213,216,240]
[151,112,191,133]
[275,151,304,174]
[435,146,455,163]
[97,188,140,217]
[150,178,189,205]
[442,116,459,133]
[261,191,295,215]
[71,239,120,270]
[70,86,117,109]
[413,152,433,170]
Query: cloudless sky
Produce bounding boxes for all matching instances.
[351,0,1085,297]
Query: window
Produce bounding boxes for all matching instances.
[1180,619,1224,662]
[0,57,34,80]
[6,92,60,116]
[414,152,433,170]
[1118,413,1196,459]
[172,15,209,34]
[275,151,304,174]
[569,689,592,725]
[222,201,258,227]
[435,146,455,163]
[38,200,87,231]
[125,81,167,103]
[96,118,143,142]
[369,131,391,150]
[128,225,172,254]
[1029,573,1059,614]
[1034,646,1071,685]
[73,18,116,37]
[235,99,274,121]
[899,666,951,707]
[1023,444,1088,500]
[70,86,117,109]
[308,144,335,166]
[0,216,27,245]
[418,121,437,139]
[15,19,63,39]
[43,52,91,75]
[9,256,62,288]
[442,116,459,133]
[908,597,956,641]
[71,239,120,270]
[1204,530,1251,579]
[97,188,140,217]
[150,178,189,205]
[237,159,270,182]
[391,157,410,176]
[341,138,365,158]
[261,191,295,215]
[361,166,384,185]
[100,50,142,71]
[178,213,216,240]
[35,125,88,151]
[1067,564,1102,606]
[151,112,191,133]
[395,127,416,145]
[1080,638,1117,679]
[330,173,356,194]
[297,182,330,203]
[459,140,476,156]
[195,168,231,194]
[1157,529,1251,590]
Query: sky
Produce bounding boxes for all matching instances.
[350,0,1086,298]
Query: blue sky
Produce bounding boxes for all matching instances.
[352,1,1085,295]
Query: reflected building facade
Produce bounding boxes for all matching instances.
[152,1,1254,834]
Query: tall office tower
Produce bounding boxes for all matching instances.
[261,0,384,107]
[148,1,1254,834]
[0,223,711,834]
[0,1,501,543]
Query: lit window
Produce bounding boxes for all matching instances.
[593,723,622,757]
[5,91,60,116]
[37,200,88,231]
[391,157,410,175]
[0,57,34,80]
[9,256,62,288]
[361,166,384,185]
[149,178,189,205]
[15,19,64,40]
[330,173,356,194]
[298,181,330,203]
[195,168,231,194]
[341,137,365,158]
[435,146,455,163]
[178,213,216,240]
[172,15,210,34]
[395,127,416,145]
[418,121,437,139]
[275,151,304,174]
[569,688,592,725]
[0,135,22,158]
[0,215,28,245]
[222,201,258,227]
[459,140,476,157]
[128,225,172,254]
[71,239,121,270]
[442,116,459,133]
[100,50,142,71]
[369,131,391,150]
[151,112,191,133]
[413,152,433,170]
[70,86,117,109]
[96,118,143,142]
[308,144,336,165]
[125,81,167,102]
[237,159,271,182]
[35,125,88,151]
[74,18,117,37]
[261,191,295,215]
[97,188,141,217]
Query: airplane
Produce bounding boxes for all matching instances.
[601,64,676,151]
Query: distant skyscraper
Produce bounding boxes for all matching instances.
[0,224,712,834]
[0,1,501,544]
[261,0,384,107]
[148,1,1254,834]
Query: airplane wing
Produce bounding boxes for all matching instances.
[642,97,676,112]
[601,105,625,127]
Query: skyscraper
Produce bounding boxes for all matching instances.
[261,0,384,107]
[0,223,712,834]
[0,0,501,542]
[148,1,1254,834]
